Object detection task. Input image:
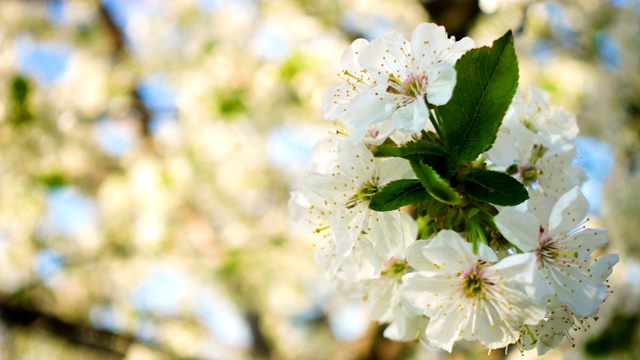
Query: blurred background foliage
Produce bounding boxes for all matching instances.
[0,0,638,359]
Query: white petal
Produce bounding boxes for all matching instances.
[341,38,369,72]
[410,23,447,61]
[321,85,347,120]
[336,139,374,179]
[391,99,428,133]
[486,130,519,167]
[489,253,538,284]
[421,230,478,271]
[383,306,428,341]
[400,272,454,314]
[405,239,433,271]
[346,85,396,131]
[378,157,413,184]
[426,64,456,106]
[561,228,608,256]
[328,215,354,256]
[494,208,540,252]
[548,187,589,235]
[424,300,466,352]
[368,210,404,259]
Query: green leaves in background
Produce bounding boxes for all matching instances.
[462,170,528,206]
[410,160,461,205]
[369,179,431,212]
[435,30,519,164]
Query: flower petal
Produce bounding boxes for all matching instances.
[426,63,456,106]
[494,208,540,252]
[548,187,589,235]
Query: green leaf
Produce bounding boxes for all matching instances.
[410,160,461,205]
[369,179,432,212]
[435,30,519,164]
[374,139,449,159]
[462,170,529,206]
[9,75,33,126]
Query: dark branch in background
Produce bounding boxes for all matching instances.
[98,2,153,136]
[0,297,131,358]
[418,0,481,39]
[246,311,273,360]
[0,294,201,360]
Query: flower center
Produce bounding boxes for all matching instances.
[386,73,429,100]
[381,259,409,277]
[460,261,491,298]
[346,179,380,209]
[520,164,538,184]
[536,227,578,266]
[537,230,558,264]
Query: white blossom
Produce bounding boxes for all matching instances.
[401,230,545,351]
[322,23,474,141]
[488,122,585,197]
[494,187,616,317]
[503,85,579,144]
[300,136,413,261]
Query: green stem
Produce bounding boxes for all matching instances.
[429,109,444,140]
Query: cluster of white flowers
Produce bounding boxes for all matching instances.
[291,23,618,355]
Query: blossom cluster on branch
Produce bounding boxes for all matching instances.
[291,23,618,355]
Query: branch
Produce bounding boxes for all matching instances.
[98,2,153,137]
[0,298,132,357]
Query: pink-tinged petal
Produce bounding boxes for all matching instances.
[361,118,396,145]
[548,187,589,235]
[494,208,540,252]
[426,64,456,106]
[346,85,396,130]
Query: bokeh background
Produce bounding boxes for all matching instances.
[0,0,638,359]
